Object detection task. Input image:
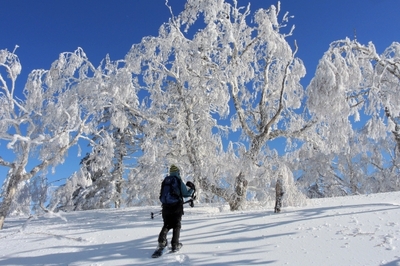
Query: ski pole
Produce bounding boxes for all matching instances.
[151,210,162,219]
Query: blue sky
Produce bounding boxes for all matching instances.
[1,0,400,186]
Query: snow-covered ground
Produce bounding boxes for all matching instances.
[1,192,400,266]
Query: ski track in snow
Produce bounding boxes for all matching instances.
[0,192,400,265]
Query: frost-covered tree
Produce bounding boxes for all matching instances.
[69,127,140,210]
[125,0,309,210]
[196,1,310,209]
[103,102,145,208]
[295,39,400,196]
[294,130,399,197]
[124,0,233,206]
[46,52,145,211]
[291,138,365,198]
[5,0,400,220]
[307,39,396,152]
[47,170,90,212]
[72,134,116,210]
[0,48,113,229]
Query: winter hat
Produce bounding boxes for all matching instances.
[169,164,180,174]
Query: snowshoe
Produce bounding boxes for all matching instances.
[151,246,165,258]
[171,243,183,253]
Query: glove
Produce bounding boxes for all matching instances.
[186,181,195,190]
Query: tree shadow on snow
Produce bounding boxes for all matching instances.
[1,203,398,265]
[381,258,400,266]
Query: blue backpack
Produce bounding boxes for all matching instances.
[160,175,183,206]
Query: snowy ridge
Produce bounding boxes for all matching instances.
[1,192,400,265]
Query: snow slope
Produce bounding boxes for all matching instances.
[1,192,400,266]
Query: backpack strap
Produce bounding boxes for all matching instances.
[172,175,183,203]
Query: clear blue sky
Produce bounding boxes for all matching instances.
[1,0,399,186]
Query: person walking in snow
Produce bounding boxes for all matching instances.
[155,164,195,254]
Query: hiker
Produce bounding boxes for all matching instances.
[274,176,284,213]
[156,164,195,253]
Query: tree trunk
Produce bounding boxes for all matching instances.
[228,172,248,211]
[274,178,284,213]
[113,153,123,209]
[113,129,125,209]
[0,172,21,230]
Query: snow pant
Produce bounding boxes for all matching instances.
[158,203,183,248]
